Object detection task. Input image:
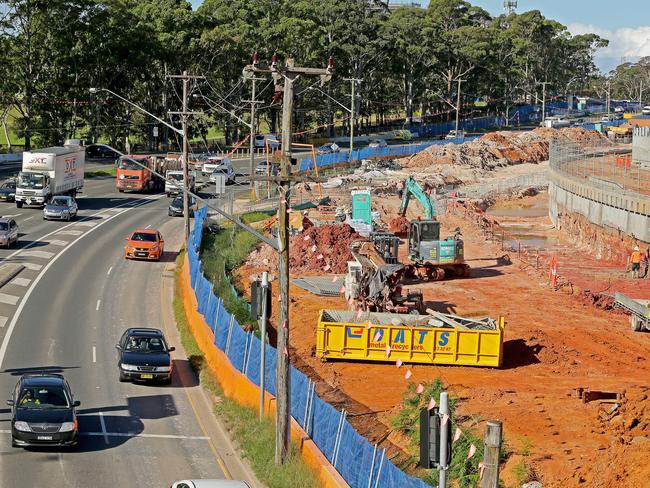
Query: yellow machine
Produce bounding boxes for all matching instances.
[316,310,504,367]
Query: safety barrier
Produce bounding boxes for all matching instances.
[185,206,432,488]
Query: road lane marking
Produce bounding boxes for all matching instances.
[47,239,68,247]
[0,316,6,328]
[3,214,21,218]
[10,277,30,287]
[21,250,55,259]
[82,432,210,440]
[21,263,42,271]
[98,412,109,445]
[96,299,101,311]
[0,195,165,369]
[145,224,151,229]
[92,346,96,363]
[0,293,19,305]
[23,216,34,221]
[107,266,113,275]
[74,221,98,227]
[56,230,84,236]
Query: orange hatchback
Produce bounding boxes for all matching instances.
[124,229,164,261]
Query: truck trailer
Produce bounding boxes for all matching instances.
[116,155,182,193]
[16,146,85,208]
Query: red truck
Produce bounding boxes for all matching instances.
[116,155,181,193]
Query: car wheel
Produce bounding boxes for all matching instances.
[168,209,172,216]
[11,438,18,448]
[15,202,22,208]
[119,371,129,382]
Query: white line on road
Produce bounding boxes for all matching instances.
[0,293,19,306]
[3,214,22,218]
[21,250,55,259]
[21,263,43,271]
[0,429,209,441]
[96,299,101,311]
[145,224,151,229]
[10,277,31,287]
[23,216,34,221]
[0,316,6,328]
[47,239,69,247]
[107,266,113,275]
[92,346,96,363]
[98,412,109,445]
[0,195,165,369]
[56,230,84,236]
[74,221,98,227]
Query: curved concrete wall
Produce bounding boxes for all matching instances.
[549,168,650,243]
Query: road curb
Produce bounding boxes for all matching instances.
[0,264,24,289]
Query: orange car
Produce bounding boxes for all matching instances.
[124,228,164,261]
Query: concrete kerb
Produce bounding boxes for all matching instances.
[0,264,24,289]
[179,256,350,488]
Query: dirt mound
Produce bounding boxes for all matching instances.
[389,216,410,236]
[244,223,363,275]
[404,127,611,171]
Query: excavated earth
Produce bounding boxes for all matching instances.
[235,191,650,488]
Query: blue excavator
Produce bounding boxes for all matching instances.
[398,176,470,280]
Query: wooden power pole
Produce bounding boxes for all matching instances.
[243,55,332,464]
[481,421,503,488]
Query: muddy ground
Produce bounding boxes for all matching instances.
[235,191,650,488]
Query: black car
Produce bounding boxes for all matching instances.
[0,179,16,202]
[85,144,121,161]
[116,328,175,383]
[7,373,80,448]
[168,195,197,217]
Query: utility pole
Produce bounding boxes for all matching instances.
[640,80,644,111]
[454,79,465,134]
[244,55,332,464]
[168,71,205,247]
[343,77,362,160]
[538,81,551,123]
[163,64,168,151]
[242,57,266,192]
[606,79,611,116]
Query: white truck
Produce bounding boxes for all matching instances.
[16,146,85,208]
[165,169,195,197]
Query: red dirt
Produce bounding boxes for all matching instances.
[389,215,410,236]
[235,194,650,488]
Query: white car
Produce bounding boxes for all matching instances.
[43,195,78,221]
[203,156,232,176]
[254,134,280,149]
[171,481,251,488]
[642,106,650,115]
[445,130,465,140]
[210,166,236,185]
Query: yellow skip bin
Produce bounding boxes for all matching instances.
[316,310,504,367]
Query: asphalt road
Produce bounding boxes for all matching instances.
[0,174,235,486]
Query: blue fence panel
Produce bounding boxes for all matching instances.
[263,343,278,396]
[289,366,310,430]
[227,319,247,372]
[376,458,433,488]
[334,423,375,488]
[245,335,262,386]
[215,308,231,350]
[309,395,341,464]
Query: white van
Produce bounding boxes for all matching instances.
[171,481,251,488]
[202,156,232,177]
[642,106,650,115]
[165,170,195,197]
[254,134,280,149]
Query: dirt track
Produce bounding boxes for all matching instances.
[235,195,650,488]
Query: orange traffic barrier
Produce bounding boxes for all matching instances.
[179,257,349,488]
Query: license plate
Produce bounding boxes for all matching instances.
[37,435,53,440]
[135,252,147,257]
[140,374,153,379]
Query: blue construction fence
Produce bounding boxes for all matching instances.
[186,206,432,488]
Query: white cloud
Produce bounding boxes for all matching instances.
[568,23,650,72]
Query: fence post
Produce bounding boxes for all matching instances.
[480,421,503,488]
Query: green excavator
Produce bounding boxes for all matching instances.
[398,176,470,280]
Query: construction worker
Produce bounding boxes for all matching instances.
[630,245,643,279]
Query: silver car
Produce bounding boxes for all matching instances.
[43,196,78,221]
[0,218,19,248]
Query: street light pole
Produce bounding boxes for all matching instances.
[454,78,465,134]
[343,78,362,160]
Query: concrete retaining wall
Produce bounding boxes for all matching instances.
[549,168,650,243]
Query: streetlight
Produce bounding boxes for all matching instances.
[308,84,359,159]
[90,87,187,247]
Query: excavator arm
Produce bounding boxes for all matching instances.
[398,176,435,219]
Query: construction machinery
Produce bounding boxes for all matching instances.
[345,238,423,314]
[399,176,470,280]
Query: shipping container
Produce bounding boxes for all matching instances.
[316,310,504,367]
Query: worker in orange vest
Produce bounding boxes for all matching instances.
[630,245,643,279]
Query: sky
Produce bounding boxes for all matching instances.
[190,0,650,73]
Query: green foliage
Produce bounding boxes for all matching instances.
[513,458,531,485]
[199,224,261,332]
[241,211,274,223]
[85,168,117,178]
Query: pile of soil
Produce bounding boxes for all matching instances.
[404,127,611,170]
[244,223,363,275]
[389,216,410,236]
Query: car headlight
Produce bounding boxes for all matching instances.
[14,421,30,432]
[59,420,77,433]
[126,246,135,251]
[121,364,138,371]
[9,193,14,197]
[155,366,171,372]
[150,245,159,252]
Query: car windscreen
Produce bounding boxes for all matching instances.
[1,182,15,189]
[118,158,145,170]
[50,198,69,206]
[18,386,69,409]
[168,173,183,181]
[130,232,157,242]
[124,336,166,353]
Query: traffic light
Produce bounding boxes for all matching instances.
[419,407,452,469]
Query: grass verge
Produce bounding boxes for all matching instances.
[85,168,117,178]
[199,211,271,334]
[391,380,509,487]
[172,252,320,488]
